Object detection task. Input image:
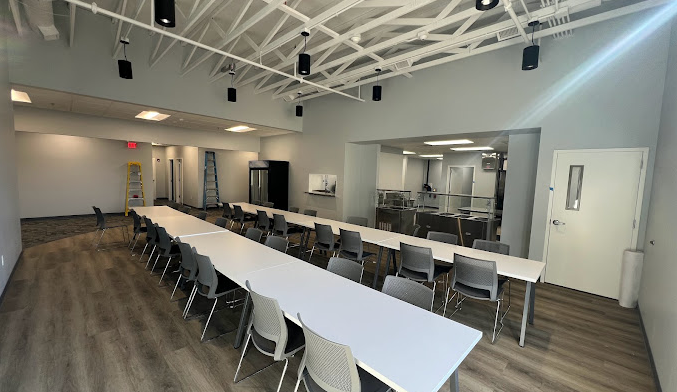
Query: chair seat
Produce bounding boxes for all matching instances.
[314,241,339,252]
[339,250,375,261]
[454,278,508,300]
[161,244,182,257]
[302,367,390,392]
[285,226,305,235]
[136,227,148,233]
[251,318,305,355]
[399,264,452,282]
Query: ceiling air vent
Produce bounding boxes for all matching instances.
[496,27,519,41]
[394,59,412,71]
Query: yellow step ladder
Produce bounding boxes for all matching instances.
[125,162,146,216]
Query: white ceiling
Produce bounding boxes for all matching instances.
[381,135,510,156]
[11,84,294,137]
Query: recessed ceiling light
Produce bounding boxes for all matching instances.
[11,89,31,103]
[424,139,473,146]
[451,146,494,151]
[151,142,164,146]
[437,157,443,160]
[420,154,443,158]
[135,110,170,121]
[350,34,361,43]
[403,151,416,155]
[226,125,256,132]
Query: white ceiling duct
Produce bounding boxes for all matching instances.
[22,0,59,41]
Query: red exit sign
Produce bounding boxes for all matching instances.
[127,142,137,149]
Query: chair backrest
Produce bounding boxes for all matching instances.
[399,242,435,281]
[195,250,219,298]
[382,275,434,311]
[289,207,300,213]
[245,281,289,360]
[473,239,510,255]
[426,231,458,245]
[263,201,274,208]
[93,207,105,228]
[265,236,288,252]
[338,229,363,260]
[155,225,172,255]
[303,209,317,217]
[180,206,191,214]
[314,223,336,249]
[272,214,288,236]
[245,228,263,242]
[197,211,208,221]
[176,240,198,281]
[257,210,270,230]
[298,314,361,392]
[346,216,368,227]
[233,205,244,221]
[143,217,157,243]
[130,210,142,231]
[411,224,421,237]
[253,200,261,206]
[452,253,499,300]
[327,257,362,283]
[222,203,233,218]
[214,218,228,228]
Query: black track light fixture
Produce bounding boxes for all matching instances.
[223,63,237,102]
[476,0,499,11]
[372,68,382,101]
[117,39,133,79]
[295,92,303,117]
[522,21,540,71]
[154,0,176,28]
[298,30,311,76]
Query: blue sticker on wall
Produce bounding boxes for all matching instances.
[549,187,554,191]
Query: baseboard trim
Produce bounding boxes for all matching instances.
[0,250,24,307]
[638,305,662,392]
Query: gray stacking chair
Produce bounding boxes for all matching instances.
[265,236,289,253]
[473,239,510,255]
[263,201,275,208]
[245,228,264,242]
[197,211,208,221]
[180,206,191,214]
[222,203,233,221]
[149,225,182,285]
[139,217,158,262]
[411,224,421,237]
[128,210,147,253]
[232,205,254,233]
[338,229,375,283]
[253,200,261,206]
[426,231,458,245]
[92,206,129,249]
[234,281,306,392]
[171,241,199,301]
[289,207,300,213]
[303,209,317,217]
[382,275,434,311]
[293,314,389,392]
[272,214,304,249]
[327,257,362,283]
[214,217,228,228]
[451,253,510,343]
[183,251,240,341]
[398,242,451,316]
[256,210,272,235]
[310,223,339,260]
[347,216,368,227]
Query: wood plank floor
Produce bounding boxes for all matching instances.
[0,227,656,392]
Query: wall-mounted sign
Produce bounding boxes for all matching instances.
[127,142,137,149]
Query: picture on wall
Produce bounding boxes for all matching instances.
[308,174,337,196]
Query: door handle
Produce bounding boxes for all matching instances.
[552,219,566,226]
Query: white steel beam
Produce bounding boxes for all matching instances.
[182,22,211,69]
[113,0,128,51]
[505,0,531,43]
[8,0,23,36]
[113,0,146,58]
[69,3,76,47]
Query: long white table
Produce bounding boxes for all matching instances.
[132,206,227,239]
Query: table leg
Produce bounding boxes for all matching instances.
[371,246,384,289]
[519,281,533,347]
[233,292,252,349]
[449,369,459,392]
[528,281,536,324]
[387,249,397,275]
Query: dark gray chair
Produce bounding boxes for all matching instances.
[303,209,317,217]
[235,281,306,392]
[92,206,129,249]
[382,275,434,311]
[347,216,368,227]
[263,201,274,208]
[256,210,272,234]
[451,253,510,343]
[245,228,264,242]
[265,236,289,253]
[232,205,255,233]
[253,200,262,206]
[398,242,451,316]
[338,229,375,283]
[149,225,181,285]
[272,214,304,250]
[289,207,300,213]
[426,231,458,245]
[309,223,339,259]
[197,211,208,221]
[327,257,362,283]
[411,224,421,237]
[139,217,158,262]
[215,218,228,228]
[128,210,147,253]
[184,251,240,341]
[172,240,198,301]
[180,206,191,214]
[293,314,388,392]
[222,203,233,221]
[473,239,510,255]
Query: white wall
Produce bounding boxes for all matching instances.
[403,157,425,195]
[441,152,497,207]
[165,146,199,207]
[197,148,259,208]
[378,152,405,190]
[152,146,168,199]
[15,132,154,218]
[638,19,677,392]
[0,25,22,296]
[344,144,379,225]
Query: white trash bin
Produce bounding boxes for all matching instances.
[618,250,644,308]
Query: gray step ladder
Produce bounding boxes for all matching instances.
[203,151,220,210]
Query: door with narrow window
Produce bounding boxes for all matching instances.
[544,149,647,299]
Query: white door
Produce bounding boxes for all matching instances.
[174,159,183,204]
[544,149,646,299]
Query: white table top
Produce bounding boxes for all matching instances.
[135,210,227,239]
[243,261,482,392]
[378,235,545,283]
[132,206,185,220]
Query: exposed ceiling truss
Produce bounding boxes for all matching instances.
[8,0,672,103]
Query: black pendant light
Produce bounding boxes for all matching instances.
[117,39,133,79]
[476,0,499,11]
[298,30,311,76]
[295,93,303,117]
[225,64,236,102]
[372,68,382,101]
[522,21,540,71]
[154,0,175,27]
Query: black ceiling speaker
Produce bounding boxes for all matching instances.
[154,0,176,27]
[225,63,236,102]
[298,31,311,76]
[522,21,540,71]
[296,105,303,117]
[118,39,132,79]
[475,0,499,11]
[228,87,237,102]
[372,68,382,101]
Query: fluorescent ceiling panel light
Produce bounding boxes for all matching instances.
[11,89,31,103]
[437,157,443,160]
[135,111,170,121]
[420,154,443,158]
[451,146,494,151]
[424,139,473,146]
[226,125,256,132]
[403,151,416,155]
